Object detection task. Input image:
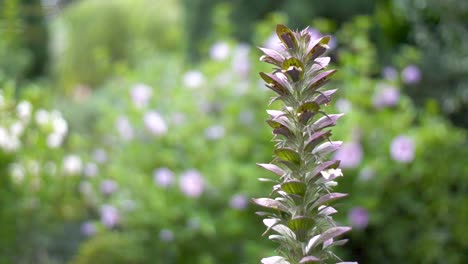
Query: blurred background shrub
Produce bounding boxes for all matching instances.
[0,0,467,263]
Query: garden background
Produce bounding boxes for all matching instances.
[0,0,467,263]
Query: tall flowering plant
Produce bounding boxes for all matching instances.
[253,25,356,264]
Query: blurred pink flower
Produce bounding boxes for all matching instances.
[116,116,134,141]
[93,148,108,164]
[232,43,251,78]
[390,135,415,163]
[159,229,174,242]
[373,84,400,108]
[153,167,174,187]
[179,169,204,198]
[229,194,248,210]
[210,41,230,61]
[382,66,398,81]
[204,125,225,140]
[348,207,369,230]
[100,205,120,228]
[402,64,421,84]
[100,179,118,195]
[84,162,98,177]
[333,142,363,169]
[131,83,152,108]
[81,221,96,236]
[144,111,167,136]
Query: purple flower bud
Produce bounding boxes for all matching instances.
[333,142,363,169]
[348,207,369,230]
[373,84,400,108]
[179,169,204,198]
[382,66,398,81]
[81,221,96,236]
[100,179,118,195]
[402,64,421,84]
[390,135,415,163]
[229,194,248,210]
[100,205,120,228]
[153,167,174,187]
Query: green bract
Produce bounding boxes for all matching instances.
[254,24,355,264]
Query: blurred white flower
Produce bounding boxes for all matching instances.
[44,161,57,175]
[320,168,343,181]
[51,112,68,135]
[183,70,205,89]
[10,121,25,137]
[63,155,83,175]
[333,142,363,168]
[84,162,99,177]
[153,167,174,187]
[10,163,25,184]
[232,43,251,78]
[17,101,32,121]
[261,256,290,264]
[47,132,64,148]
[204,125,225,140]
[179,169,204,198]
[170,112,186,126]
[335,99,352,113]
[210,41,230,61]
[27,160,40,176]
[100,204,120,228]
[131,83,153,108]
[116,116,134,141]
[35,109,49,126]
[0,93,4,107]
[144,111,167,136]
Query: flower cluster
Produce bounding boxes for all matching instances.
[253,25,355,264]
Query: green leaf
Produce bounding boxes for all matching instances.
[274,148,301,165]
[282,57,304,82]
[281,180,307,196]
[298,101,320,113]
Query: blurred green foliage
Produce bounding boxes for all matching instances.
[52,0,182,90]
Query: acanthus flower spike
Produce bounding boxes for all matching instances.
[253,24,357,263]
